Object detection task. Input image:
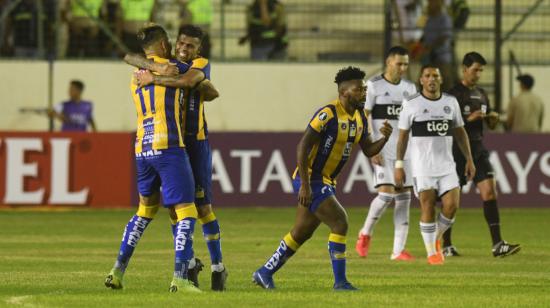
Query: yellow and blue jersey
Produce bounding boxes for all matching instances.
[131,56,190,154]
[293,99,369,186]
[182,57,211,140]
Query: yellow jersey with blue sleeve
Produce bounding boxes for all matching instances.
[131,56,190,154]
[183,57,211,140]
[292,99,369,186]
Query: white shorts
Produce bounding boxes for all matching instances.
[412,173,460,197]
[373,159,413,188]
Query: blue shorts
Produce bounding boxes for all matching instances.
[292,176,336,213]
[185,136,212,206]
[135,147,195,207]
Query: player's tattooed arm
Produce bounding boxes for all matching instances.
[394,129,410,189]
[146,69,206,89]
[196,80,219,101]
[124,53,178,76]
[360,120,392,157]
[454,126,476,181]
[296,128,321,207]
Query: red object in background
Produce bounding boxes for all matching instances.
[0,132,548,209]
[0,132,135,208]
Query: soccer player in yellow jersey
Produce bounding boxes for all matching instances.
[104,25,200,293]
[126,25,227,291]
[252,67,393,291]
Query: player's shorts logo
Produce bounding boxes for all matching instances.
[318,112,328,121]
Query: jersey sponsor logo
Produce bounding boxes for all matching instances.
[411,119,452,137]
[142,118,155,145]
[135,149,163,158]
[343,142,353,157]
[322,135,334,155]
[371,104,402,120]
[349,125,357,137]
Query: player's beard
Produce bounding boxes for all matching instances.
[350,97,365,110]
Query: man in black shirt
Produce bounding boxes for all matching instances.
[445,52,520,258]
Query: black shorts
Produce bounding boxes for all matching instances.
[453,140,494,186]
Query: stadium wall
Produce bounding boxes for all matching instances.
[1,61,550,132]
[0,132,548,208]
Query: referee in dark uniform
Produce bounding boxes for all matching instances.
[443,52,520,257]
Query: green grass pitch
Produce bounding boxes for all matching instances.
[1,207,549,307]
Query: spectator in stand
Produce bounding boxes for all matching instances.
[393,0,423,45]
[67,0,103,58]
[152,0,184,40]
[49,80,97,132]
[56,0,70,58]
[97,0,123,57]
[417,0,455,91]
[3,0,55,58]
[119,0,157,53]
[446,0,470,88]
[506,74,545,133]
[181,0,213,59]
[239,0,287,61]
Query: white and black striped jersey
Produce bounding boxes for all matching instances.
[365,75,417,160]
[398,92,464,177]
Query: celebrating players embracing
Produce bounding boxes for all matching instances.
[126,25,228,291]
[105,24,200,293]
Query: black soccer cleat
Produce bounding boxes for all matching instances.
[187,258,204,288]
[492,241,521,257]
[442,245,461,257]
[211,268,228,291]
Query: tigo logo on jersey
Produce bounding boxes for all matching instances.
[427,120,450,136]
[387,105,402,116]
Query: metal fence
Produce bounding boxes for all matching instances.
[1,1,549,64]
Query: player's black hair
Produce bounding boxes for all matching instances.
[334,66,366,86]
[70,80,84,92]
[137,24,168,49]
[385,46,409,59]
[178,24,204,43]
[419,63,440,75]
[462,52,487,67]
